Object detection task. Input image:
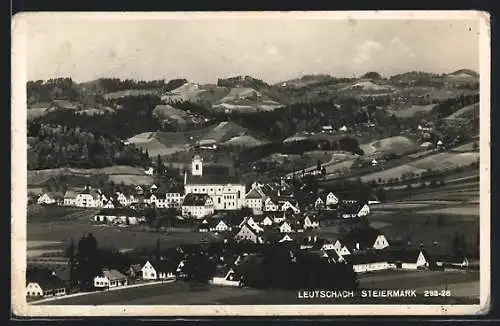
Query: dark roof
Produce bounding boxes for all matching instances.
[149,260,177,273]
[337,200,364,214]
[340,226,383,250]
[345,250,390,265]
[185,173,241,185]
[98,207,138,216]
[214,266,234,278]
[102,269,127,281]
[383,247,430,263]
[182,193,212,206]
[26,268,66,289]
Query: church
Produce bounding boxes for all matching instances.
[184,155,246,211]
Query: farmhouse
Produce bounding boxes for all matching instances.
[210,219,232,233]
[74,187,103,208]
[387,248,431,270]
[337,200,370,219]
[244,187,267,215]
[337,227,390,253]
[94,269,128,289]
[181,193,215,219]
[257,215,274,227]
[239,216,264,233]
[63,190,78,206]
[211,266,239,286]
[93,208,142,224]
[26,269,67,298]
[264,198,279,212]
[279,221,293,233]
[234,223,264,244]
[346,251,393,273]
[141,260,176,281]
[303,215,320,229]
[184,155,246,211]
[37,193,58,205]
[280,201,300,214]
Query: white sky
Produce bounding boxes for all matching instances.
[21,13,480,84]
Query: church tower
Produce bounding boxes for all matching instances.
[192,154,203,176]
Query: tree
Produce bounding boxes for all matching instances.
[452,231,467,257]
[65,238,77,289]
[75,233,101,290]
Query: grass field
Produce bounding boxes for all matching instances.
[360,151,479,183]
[445,103,480,120]
[27,165,153,186]
[386,104,437,118]
[360,136,417,156]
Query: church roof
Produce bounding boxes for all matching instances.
[185,173,241,185]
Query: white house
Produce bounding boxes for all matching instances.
[244,187,267,215]
[210,220,232,233]
[357,204,371,217]
[314,197,325,210]
[372,234,390,250]
[303,216,319,229]
[280,201,300,214]
[325,192,339,206]
[165,192,183,208]
[37,193,56,205]
[75,188,102,208]
[395,250,430,270]
[181,193,215,219]
[273,212,287,224]
[239,216,264,233]
[279,221,293,233]
[211,267,239,286]
[260,216,274,227]
[348,253,393,273]
[279,234,294,243]
[339,125,348,132]
[141,260,176,280]
[63,190,78,206]
[144,167,154,176]
[234,223,264,244]
[102,199,116,209]
[264,198,279,212]
[26,272,66,298]
[93,269,128,289]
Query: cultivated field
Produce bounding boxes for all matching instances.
[360,136,417,156]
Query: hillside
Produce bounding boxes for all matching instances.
[444,103,480,120]
[212,87,284,113]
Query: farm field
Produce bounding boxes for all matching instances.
[445,103,480,120]
[360,136,417,156]
[359,151,479,184]
[28,165,153,186]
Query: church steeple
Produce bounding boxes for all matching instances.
[192,155,203,176]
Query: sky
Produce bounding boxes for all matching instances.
[22,13,481,84]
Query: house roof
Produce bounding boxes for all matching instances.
[185,173,241,185]
[63,190,78,199]
[26,268,66,289]
[345,250,390,265]
[245,187,266,199]
[129,264,142,273]
[337,200,364,214]
[182,193,212,206]
[149,260,177,273]
[102,269,127,281]
[383,247,430,263]
[214,266,233,278]
[97,207,138,216]
[340,226,384,251]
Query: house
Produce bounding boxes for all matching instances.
[337,200,369,219]
[346,251,393,273]
[181,193,215,219]
[279,221,293,233]
[279,234,294,243]
[94,269,128,289]
[37,193,57,205]
[434,255,470,269]
[244,187,267,215]
[280,201,300,214]
[321,125,333,133]
[259,215,274,227]
[264,198,279,212]
[144,167,155,176]
[273,212,287,224]
[165,189,184,208]
[319,192,339,208]
[314,197,325,210]
[26,269,67,298]
[337,227,390,253]
[102,199,116,209]
[210,219,232,233]
[135,185,144,194]
[387,248,430,270]
[211,266,239,286]
[234,223,264,244]
[93,208,141,224]
[303,215,320,229]
[239,216,264,233]
[141,260,176,280]
[150,184,158,191]
[63,190,78,206]
[75,187,103,208]
[339,125,348,132]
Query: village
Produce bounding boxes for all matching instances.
[26,153,473,302]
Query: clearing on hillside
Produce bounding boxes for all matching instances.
[386,104,437,118]
[360,136,417,156]
[444,103,480,120]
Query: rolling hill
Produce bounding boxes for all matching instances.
[444,103,480,120]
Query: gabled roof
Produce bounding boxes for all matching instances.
[182,193,212,206]
[63,190,78,199]
[245,187,266,199]
[185,173,241,185]
[148,260,177,273]
[345,250,390,265]
[26,268,66,289]
[384,247,430,263]
[339,226,384,251]
[102,269,127,281]
[214,266,234,278]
